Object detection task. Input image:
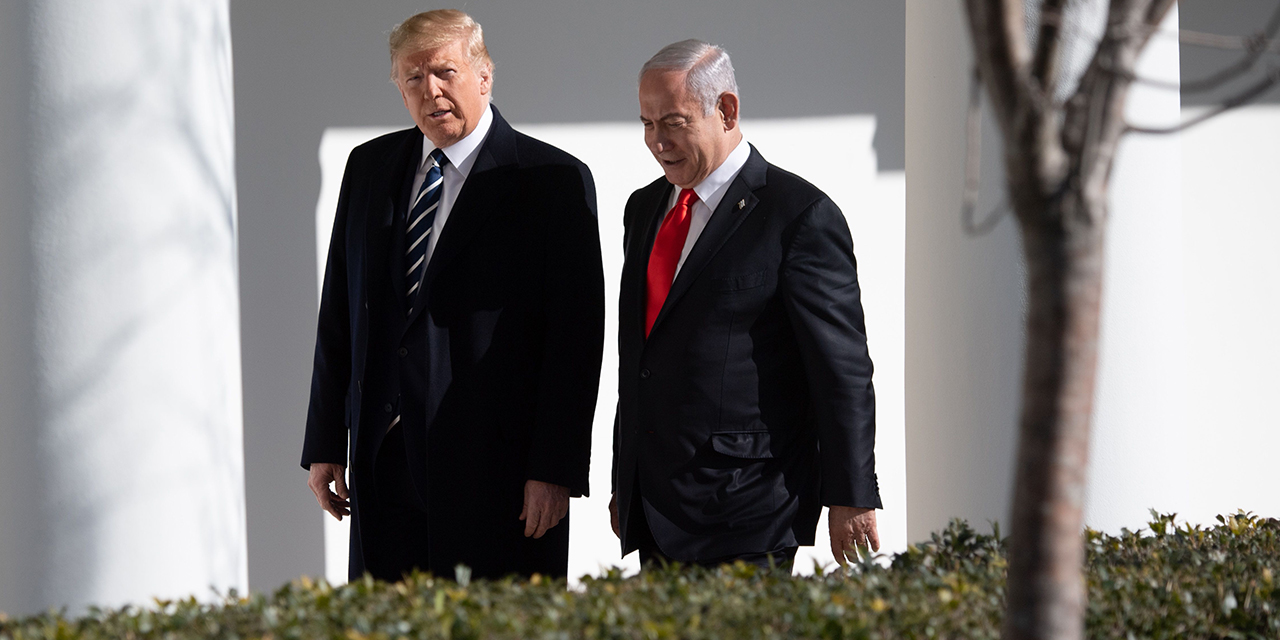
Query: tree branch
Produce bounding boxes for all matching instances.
[1180,0,1280,93]
[1144,0,1178,30]
[1127,66,1280,134]
[963,0,1070,208]
[1060,0,1156,212]
[1031,0,1068,95]
[1179,28,1280,54]
[962,0,1032,126]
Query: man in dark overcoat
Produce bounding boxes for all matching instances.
[302,9,604,581]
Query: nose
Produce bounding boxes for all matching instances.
[424,75,443,99]
[649,131,669,154]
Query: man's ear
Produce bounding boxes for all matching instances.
[478,63,493,96]
[718,92,740,131]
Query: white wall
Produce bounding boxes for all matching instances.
[1179,104,1280,523]
[0,0,248,615]
[315,116,907,583]
[906,3,1276,537]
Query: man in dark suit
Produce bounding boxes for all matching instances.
[301,10,604,582]
[610,39,881,569]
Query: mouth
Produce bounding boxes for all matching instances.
[429,109,452,119]
[660,158,684,168]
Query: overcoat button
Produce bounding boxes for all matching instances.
[398,347,408,357]
[640,369,651,379]
[383,403,393,413]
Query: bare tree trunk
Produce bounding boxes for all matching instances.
[961,1,1177,638]
[1003,191,1106,640]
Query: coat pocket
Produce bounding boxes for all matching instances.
[709,431,775,459]
[712,270,765,292]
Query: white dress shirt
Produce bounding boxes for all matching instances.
[667,137,751,276]
[409,103,494,267]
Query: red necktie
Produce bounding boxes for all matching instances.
[645,188,699,337]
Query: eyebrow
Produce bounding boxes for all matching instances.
[640,111,688,122]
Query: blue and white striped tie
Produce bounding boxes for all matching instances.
[405,148,446,314]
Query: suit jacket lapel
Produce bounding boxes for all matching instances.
[407,106,518,327]
[648,145,769,336]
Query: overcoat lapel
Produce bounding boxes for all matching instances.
[367,129,422,320]
[646,145,769,337]
[408,107,518,328]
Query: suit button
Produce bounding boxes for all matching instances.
[398,347,408,357]
[383,403,393,413]
[640,368,651,379]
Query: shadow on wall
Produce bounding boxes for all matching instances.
[1179,0,1280,107]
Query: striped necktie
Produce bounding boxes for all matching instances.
[405,148,446,314]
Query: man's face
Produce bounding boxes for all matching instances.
[394,38,491,149]
[639,69,736,189]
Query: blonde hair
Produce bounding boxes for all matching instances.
[389,9,492,80]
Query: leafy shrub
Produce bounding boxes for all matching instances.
[1,512,1275,639]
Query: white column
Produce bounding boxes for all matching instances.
[1087,7,1192,532]
[904,0,1026,541]
[0,0,247,615]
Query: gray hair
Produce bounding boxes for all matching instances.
[640,39,738,115]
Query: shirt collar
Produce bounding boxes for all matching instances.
[423,103,493,179]
[689,137,750,212]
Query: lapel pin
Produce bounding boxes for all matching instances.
[737,199,746,210]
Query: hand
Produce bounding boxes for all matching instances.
[520,480,569,539]
[829,506,879,565]
[308,463,350,521]
[608,494,620,539]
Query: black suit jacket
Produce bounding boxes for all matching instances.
[301,107,604,578]
[613,145,880,561]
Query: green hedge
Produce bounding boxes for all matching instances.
[2,512,1276,639]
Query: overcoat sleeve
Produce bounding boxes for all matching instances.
[524,162,605,497]
[300,149,359,469]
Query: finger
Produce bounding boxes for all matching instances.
[533,500,554,539]
[333,470,349,500]
[311,481,335,515]
[610,499,621,539]
[830,535,847,566]
[322,497,341,520]
[524,500,539,537]
[867,527,881,552]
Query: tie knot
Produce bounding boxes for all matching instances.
[677,188,698,208]
[427,148,448,169]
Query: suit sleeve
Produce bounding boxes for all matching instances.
[300,150,358,469]
[779,197,882,509]
[525,162,606,497]
[611,191,641,496]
